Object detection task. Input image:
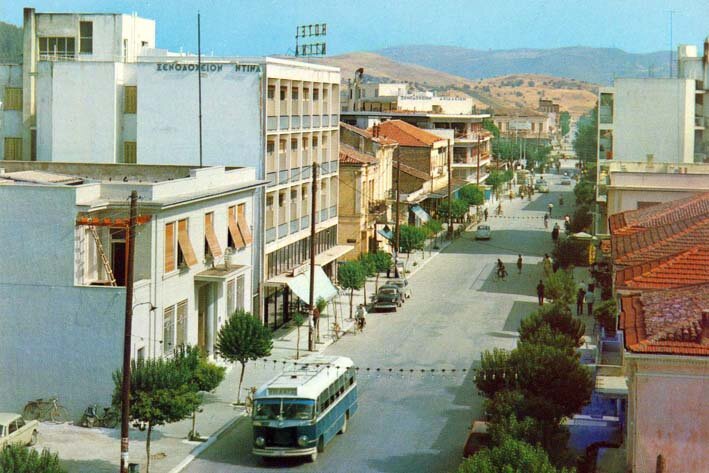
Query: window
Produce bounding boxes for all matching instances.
[267,85,275,100]
[38,37,75,59]
[124,141,136,164]
[303,87,310,100]
[177,219,198,268]
[163,306,175,353]
[204,212,222,259]
[279,192,285,207]
[313,88,319,100]
[291,139,298,151]
[8,421,18,435]
[236,274,245,311]
[227,278,235,316]
[280,87,287,101]
[3,138,22,160]
[292,88,299,100]
[80,21,93,53]
[124,86,137,113]
[3,88,22,110]
[164,222,176,273]
[228,205,247,249]
[175,300,187,347]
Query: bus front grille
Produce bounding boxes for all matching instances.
[269,427,297,447]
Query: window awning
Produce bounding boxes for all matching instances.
[228,206,246,249]
[237,205,253,245]
[177,219,198,267]
[377,228,394,240]
[204,213,223,258]
[284,266,338,304]
[411,205,430,223]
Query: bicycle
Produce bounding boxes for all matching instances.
[80,405,119,428]
[493,268,508,282]
[23,397,70,423]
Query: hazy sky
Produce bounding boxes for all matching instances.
[2,0,708,56]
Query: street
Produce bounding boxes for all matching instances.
[183,170,576,473]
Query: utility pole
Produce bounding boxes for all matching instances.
[476,134,481,186]
[394,146,401,278]
[308,162,318,351]
[197,12,204,168]
[120,191,138,473]
[446,139,453,238]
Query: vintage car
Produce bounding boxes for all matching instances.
[372,286,402,312]
[462,421,491,458]
[475,225,492,240]
[386,278,412,299]
[0,413,39,448]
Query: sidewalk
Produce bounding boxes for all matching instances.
[37,225,460,473]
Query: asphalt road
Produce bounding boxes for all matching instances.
[183,172,575,473]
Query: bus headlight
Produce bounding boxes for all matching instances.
[297,435,309,447]
[255,436,265,447]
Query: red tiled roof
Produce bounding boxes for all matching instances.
[373,120,446,147]
[620,285,709,356]
[340,122,398,146]
[616,247,709,290]
[339,144,378,166]
[609,192,709,235]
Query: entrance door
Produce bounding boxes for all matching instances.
[197,285,208,350]
[111,242,126,286]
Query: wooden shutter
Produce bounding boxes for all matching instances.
[124,141,136,164]
[177,219,198,267]
[164,222,176,273]
[228,206,246,249]
[236,204,253,245]
[124,86,137,113]
[204,212,223,258]
[3,88,22,110]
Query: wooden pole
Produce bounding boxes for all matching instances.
[394,146,401,278]
[308,162,318,351]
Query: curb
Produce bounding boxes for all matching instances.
[168,413,247,473]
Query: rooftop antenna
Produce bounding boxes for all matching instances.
[197,11,203,168]
[294,23,327,58]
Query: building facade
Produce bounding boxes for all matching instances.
[0,162,264,417]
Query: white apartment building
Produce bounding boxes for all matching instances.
[0,8,348,331]
[0,162,264,417]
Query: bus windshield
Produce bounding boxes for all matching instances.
[253,399,315,421]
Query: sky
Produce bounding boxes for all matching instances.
[2,0,708,57]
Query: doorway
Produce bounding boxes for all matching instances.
[197,285,208,351]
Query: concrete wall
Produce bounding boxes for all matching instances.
[607,172,709,215]
[399,146,433,175]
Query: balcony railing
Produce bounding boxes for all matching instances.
[290,220,299,233]
[292,116,301,129]
[301,215,309,230]
[313,115,321,128]
[265,227,277,243]
[368,200,387,214]
[303,115,312,128]
[266,172,277,186]
[267,116,277,131]
[279,116,289,130]
[329,205,337,218]
[695,116,705,128]
[279,170,289,184]
[278,223,289,238]
[320,209,329,221]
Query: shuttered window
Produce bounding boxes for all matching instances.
[3,88,22,110]
[163,306,175,353]
[228,206,246,249]
[236,274,245,310]
[164,222,176,273]
[124,141,136,164]
[177,219,198,267]
[175,300,188,347]
[204,212,222,258]
[3,138,22,160]
[227,278,235,316]
[124,86,137,114]
[237,203,253,245]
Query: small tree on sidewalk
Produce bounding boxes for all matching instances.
[399,225,427,261]
[338,261,366,319]
[370,250,392,291]
[112,357,201,473]
[293,312,305,359]
[358,253,376,304]
[215,309,273,404]
[0,445,65,473]
[544,270,576,305]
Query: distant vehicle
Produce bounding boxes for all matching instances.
[0,413,39,449]
[252,355,357,462]
[537,183,550,193]
[475,224,491,240]
[561,177,572,185]
[385,278,412,299]
[372,286,401,312]
[534,178,546,190]
[463,421,491,458]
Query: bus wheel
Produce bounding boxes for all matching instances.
[339,414,348,434]
[317,436,325,452]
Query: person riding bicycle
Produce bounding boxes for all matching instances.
[496,259,507,279]
[355,304,367,331]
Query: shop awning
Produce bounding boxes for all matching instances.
[377,228,394,240]
[286,266,338,303]
[411,205,430,223]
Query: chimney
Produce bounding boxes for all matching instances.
[704,37,709,64]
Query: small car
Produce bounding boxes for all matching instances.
[475,225,491,240]
[537,183,550,193]
[372,286,402,312]
[386,278,412,299]
[534,178,546,190]
[462,421,491,458]
[0,413,39,449]
[561,177,572,185]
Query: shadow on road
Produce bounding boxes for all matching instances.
[443,230,553,259]
[477,264,545,297]
[503,300,540,332]
[60,459,116,473]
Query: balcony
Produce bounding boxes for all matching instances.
[329,205,337,218]
[278,223,289,238]
[368,200,388,215]
[266,172,277,187]
[279,116,289,130]
[291,115,301,129]
[695,116,705,129]
[313,115,321,128]
[320,209,329,222]
[267,116,278,131]
[302,165,312,180]
[303,115,312,128]
[279,170,289,184]
[265,227,276,243]
[301,215,310,230]
[322,115,330,127]
[290,219,299,233]
[331,114,338,127]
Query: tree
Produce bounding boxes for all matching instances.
[519,302,585,348]
[293,312,305,359]
[0,445,65,473]
[482,118,500,139]
[559,111,571,137]
[459,436,571,473]
[475,348,515,398]
[573,106,598,165]
[593,299,618,336]
[358,253,376,304]
[369,250,392,291]
[459,185,485,206]
[398,224,427,254]
[338,261,366,319]
[573,181,595,206]
[437,199,468,221]
[215,309,273,404]
[422,219,443,238]
[112,357,201,473]
[552,239,588,268]
[544,270,576,305]
[485,170,511,198]
[569,205,593,233]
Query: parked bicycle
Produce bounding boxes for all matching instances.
[80,404,119,428]
[22,397,69,423]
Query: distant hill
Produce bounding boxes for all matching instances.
[316,52,598,116]
[0,21,22,63]
[377,45,671,85]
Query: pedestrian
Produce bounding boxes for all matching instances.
[484,208,488,221]
[551,225,559,243]
[552,259,560,273]
[543,253,552,277]
[585,288,596,316]
[536,280,545,306]
[548,202,554,217]
[544,213,549,228]
[516,254,523,274]
[576,287,585,316]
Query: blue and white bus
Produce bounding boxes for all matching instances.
[251,355,357,462]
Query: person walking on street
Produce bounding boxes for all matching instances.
[516,254,523,274]
[551,223,560,244]
[585,288,596,316]
[548,202,554,217]
[536,280,545,306]
[576,287,586,316]
[543,253,552,277]
[544,213,550,228]
[484,208,488,221]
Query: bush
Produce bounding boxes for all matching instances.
[573,181,595,206]
[519,303,585,348]
[569,205,592,233]
[459,184,485,206]
[475,348,515,398]
[438,199,468,220]
[459,436,572,473]
[552,239,588,268]
[593,299,618,335]
[545,270,576,305]
[0,445,65,473]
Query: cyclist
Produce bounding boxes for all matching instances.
[543,213,550,228]
[355,304,367,332]
[496,259,507,280]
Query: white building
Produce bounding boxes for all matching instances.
[0,162,264,417]
[0,8,349,330]
[677,38,709,162]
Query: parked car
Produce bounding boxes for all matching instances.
[561,177,572,185]
[372,286,402,312]
[537,183,550,193]
[380,283,406,304]
[386,278,412,299]
[475,224,491,240]
[462,421,491,458]
[0,413,39,448]
[534,178,546,190]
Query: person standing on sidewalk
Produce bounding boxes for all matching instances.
[484,208,488,221]
[585,288,596,316]
[543,254,552,277]
[516,254,523,274]
[548,202,554,217]
[576,287,586,316]
[536,280,545,306]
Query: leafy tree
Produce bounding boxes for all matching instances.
[519,302,585,348]
[482,118,500,139]
[358,253,376,304]
[459,436,571,473]
[338,261,366,318]
[475,348,515,398]
[573,106,598,165]
[518,323,578,355]
[369,250,392,291]
[485,170,512,198]
[0,445,65,473]
[560,111,571,137]
[544,270,576,305]
[438,199,468,220]
[398,224,427,254]
[573,181,595,206]
[0,22,23,63]
[112,357,201,473]
[293,312,305,359]
[459,184,485,206]
[569,205,593,233]
[552,239,588,268]
[215,309,273,404]
[593,299,618,335]
[423,219,443,238]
